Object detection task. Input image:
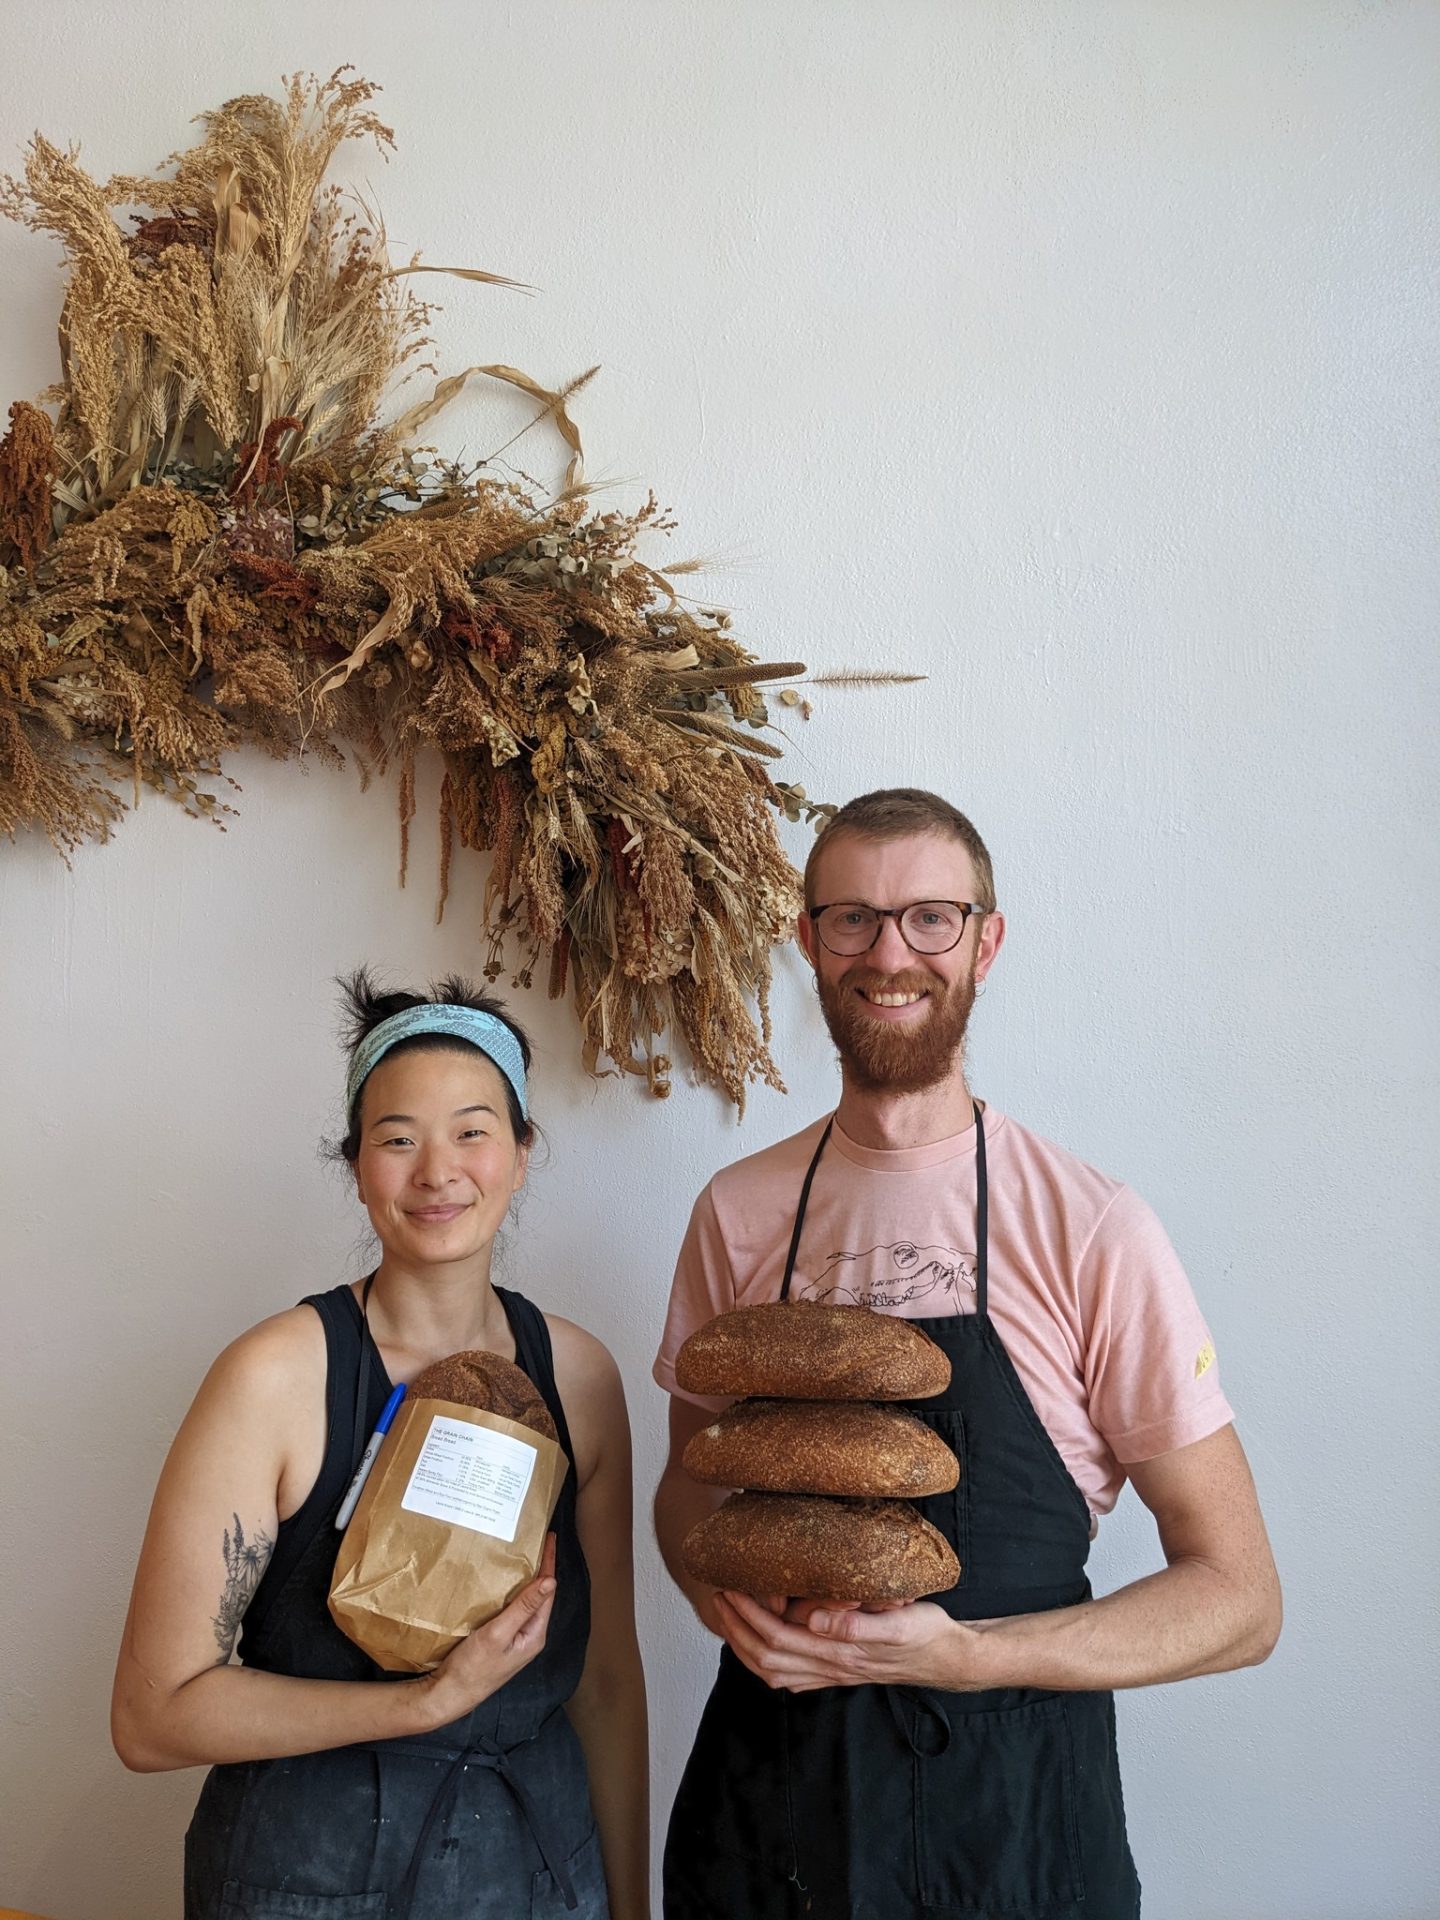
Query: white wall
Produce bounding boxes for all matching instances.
[2,4,1436,1915]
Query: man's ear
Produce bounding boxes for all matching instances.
[975,909,1006,985]
[796,906,819,970]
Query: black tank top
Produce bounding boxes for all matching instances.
[237,1281,590,1710]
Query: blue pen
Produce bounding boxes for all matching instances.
[335,1383,407,1531]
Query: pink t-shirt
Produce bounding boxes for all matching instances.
[653,1107,1233,1517]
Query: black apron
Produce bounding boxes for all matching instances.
[663,1104,1141,1920]
[185,1282,608,1920]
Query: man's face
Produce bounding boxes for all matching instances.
[798,831,1004,1094]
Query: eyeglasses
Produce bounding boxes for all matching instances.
[808,900,986,956]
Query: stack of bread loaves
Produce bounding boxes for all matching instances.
[676,1302,961,1605]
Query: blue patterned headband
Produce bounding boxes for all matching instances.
[345,1005,528,1123]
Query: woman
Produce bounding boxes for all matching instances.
[112,971,648,1919]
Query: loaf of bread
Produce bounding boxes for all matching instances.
[682,1490,959,1604]
[408,1350,558,1441]
[674,1301,950,1401]
[683,1397,959,1498]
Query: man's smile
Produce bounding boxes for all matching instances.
[856,986,928,1009]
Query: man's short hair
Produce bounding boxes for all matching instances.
[804,788,997,912]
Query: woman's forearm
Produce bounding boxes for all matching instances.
[115,1549,563,1773]
[112,1651,443,1772]
[567,1652,650,1920]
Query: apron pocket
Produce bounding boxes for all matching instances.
[218,1888,385,1919]
[912,1694,1084,1914]
[530,1822,608,1918]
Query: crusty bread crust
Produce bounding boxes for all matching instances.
[408,1349,558,1441]
[683,1397,959,1497]
[674,1301,950,1401]
[682,1490,960,1603]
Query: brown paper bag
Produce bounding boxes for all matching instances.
[329,1394,569,1673]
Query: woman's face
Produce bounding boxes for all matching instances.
[352,1045,527,1270]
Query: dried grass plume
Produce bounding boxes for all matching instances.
[0,69,837,1106]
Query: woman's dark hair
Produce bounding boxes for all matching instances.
[337,966,535,1159]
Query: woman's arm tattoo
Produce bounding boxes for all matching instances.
[212,1514,274,1663]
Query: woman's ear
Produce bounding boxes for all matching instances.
[511,1141,530,1197]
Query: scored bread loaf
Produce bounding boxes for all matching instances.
[683,1490,959,1604]
[408,1350,558,1441]
[683,1397,959,1498]
[674,1301,950,1401]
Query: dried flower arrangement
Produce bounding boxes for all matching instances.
[0,69,863,1107]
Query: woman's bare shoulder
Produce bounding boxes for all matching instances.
[544,1313,622,1390]
[543,1314,628,1485]
[198,1299,330,1411]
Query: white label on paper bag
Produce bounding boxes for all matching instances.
[401,1414,539,1542]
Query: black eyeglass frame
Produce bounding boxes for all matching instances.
[807,899,987,956]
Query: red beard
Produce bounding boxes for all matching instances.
[816,960,977,1094]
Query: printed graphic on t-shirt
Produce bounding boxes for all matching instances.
[802,1240,979,1309]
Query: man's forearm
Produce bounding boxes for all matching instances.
[653,1464,727,1632]
[951,1554,1282,1694]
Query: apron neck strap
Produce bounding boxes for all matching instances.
[778,1101,990,1313]
[973,1099,989,1319]
[350,1270,378,1476]
[779,1118,835,1301]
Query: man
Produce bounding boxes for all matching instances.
[653,787,1281,1920]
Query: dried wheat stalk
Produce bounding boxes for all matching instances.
[0,69,837,1106]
